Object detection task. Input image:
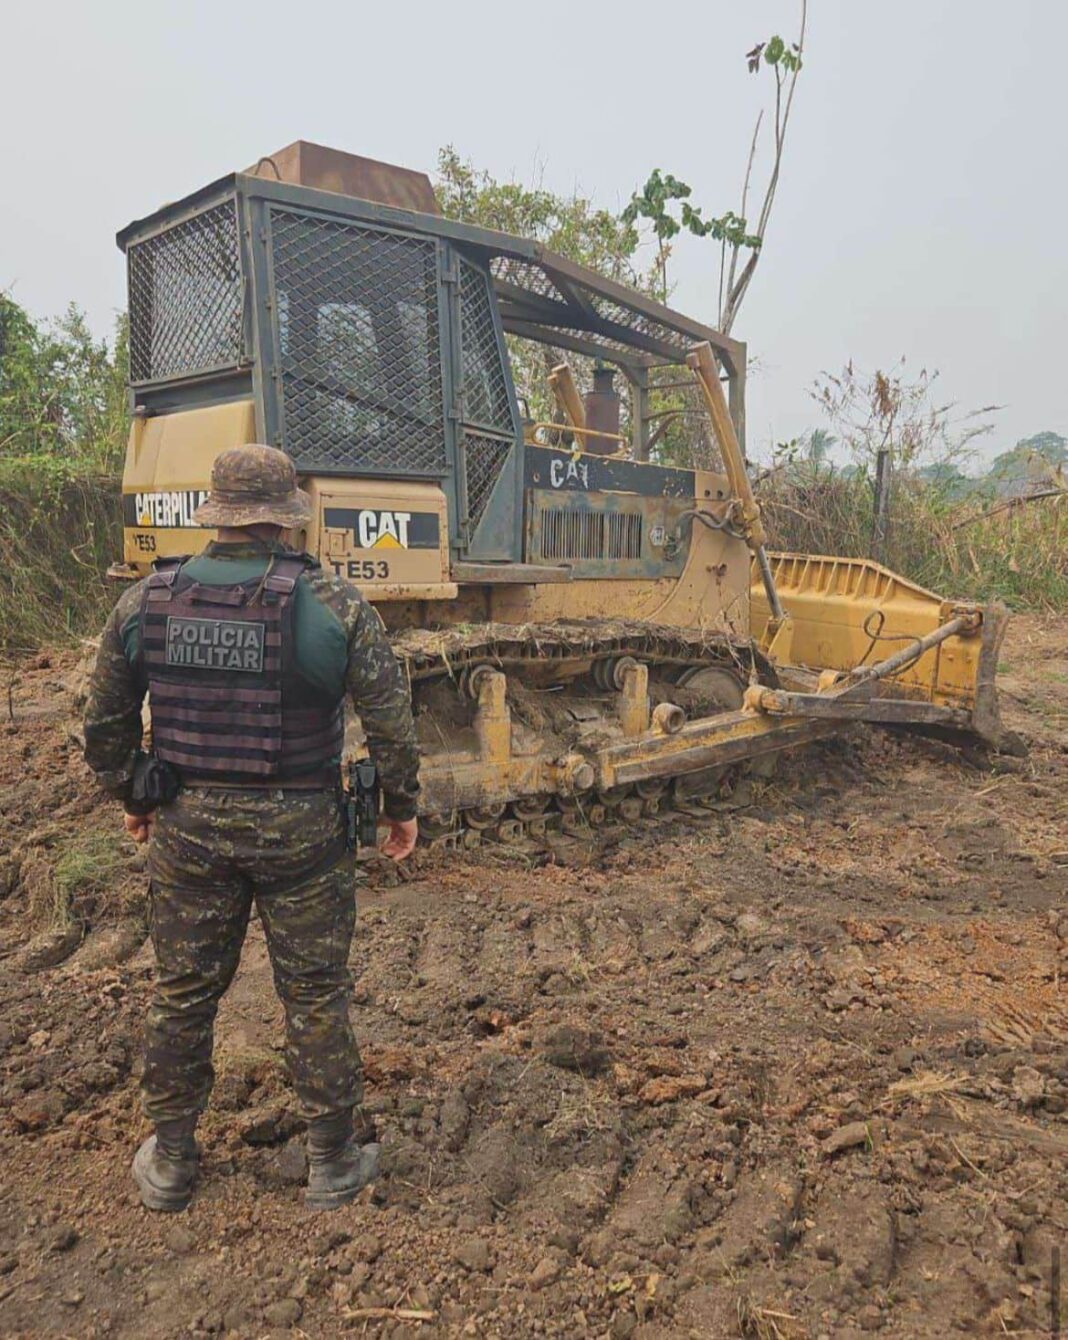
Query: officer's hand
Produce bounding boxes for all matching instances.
[381,818,417,861]
[123,810,155,844]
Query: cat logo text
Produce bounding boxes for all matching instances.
[322,508,440,551]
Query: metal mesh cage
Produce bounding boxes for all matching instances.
[490,256,567,305]
[463,432,511,533]
[542,324,647,360]
[127,200,243,382]
[488,252,704,364]
[460,260,513,433]
[269,208,446,475]
[583,291,694,355]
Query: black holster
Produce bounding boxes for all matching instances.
[127,751,181,815]
[345,760,379,851]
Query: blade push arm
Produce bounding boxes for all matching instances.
[687,342,785,622]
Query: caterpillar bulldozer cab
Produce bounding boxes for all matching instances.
[113,141,1013,840]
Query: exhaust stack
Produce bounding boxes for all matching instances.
[583,365,621,455]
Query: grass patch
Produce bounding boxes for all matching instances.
[50,829,127,927]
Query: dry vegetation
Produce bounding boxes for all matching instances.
[760,463,1068,608]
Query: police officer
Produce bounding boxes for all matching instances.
[83,444,420,1213]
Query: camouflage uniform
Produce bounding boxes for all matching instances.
[84,540,419,1128]
[144,789,358,1121]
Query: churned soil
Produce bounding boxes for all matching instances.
[0,615,1066,1339]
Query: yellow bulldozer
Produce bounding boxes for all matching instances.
[111,141,1012,843]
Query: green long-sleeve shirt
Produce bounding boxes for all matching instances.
[83,541,420,820]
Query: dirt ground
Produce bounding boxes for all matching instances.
[0,614,1065,1339]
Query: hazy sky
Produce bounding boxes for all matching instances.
[4,1,1065,464]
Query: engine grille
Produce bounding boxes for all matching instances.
[539,507,643,562]
[268,208,446,475]
[127,200,243,382]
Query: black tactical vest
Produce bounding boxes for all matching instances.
[138,555,344,787]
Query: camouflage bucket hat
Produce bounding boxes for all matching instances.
[193,444,312,529]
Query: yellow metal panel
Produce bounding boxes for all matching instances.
[752,552,984,709]
[652,479,750,635]
[303,478,453,600]
[121,400,256,567]
[548,364,586,429]
[120,408,455,601]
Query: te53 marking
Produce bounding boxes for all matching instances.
[330,559,391,581]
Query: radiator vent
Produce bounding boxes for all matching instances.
[541,508,643,562]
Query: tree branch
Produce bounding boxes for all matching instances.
[722,110,764,325]
[721,0,808,334]
[951,488,1067,531]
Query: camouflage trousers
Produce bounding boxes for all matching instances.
[144,786,362,1125]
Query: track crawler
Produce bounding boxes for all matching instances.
[112,142,1014,833]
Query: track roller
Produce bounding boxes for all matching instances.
[466,804,507,830]
[591,655,641,691]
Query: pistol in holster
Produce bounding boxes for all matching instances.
[345,759,380,852]
[128,750,181,814]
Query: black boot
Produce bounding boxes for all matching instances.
[132,1116,199,1213]
[305,1109,380,1211]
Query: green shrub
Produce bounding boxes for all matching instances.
[0,457,120,650]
